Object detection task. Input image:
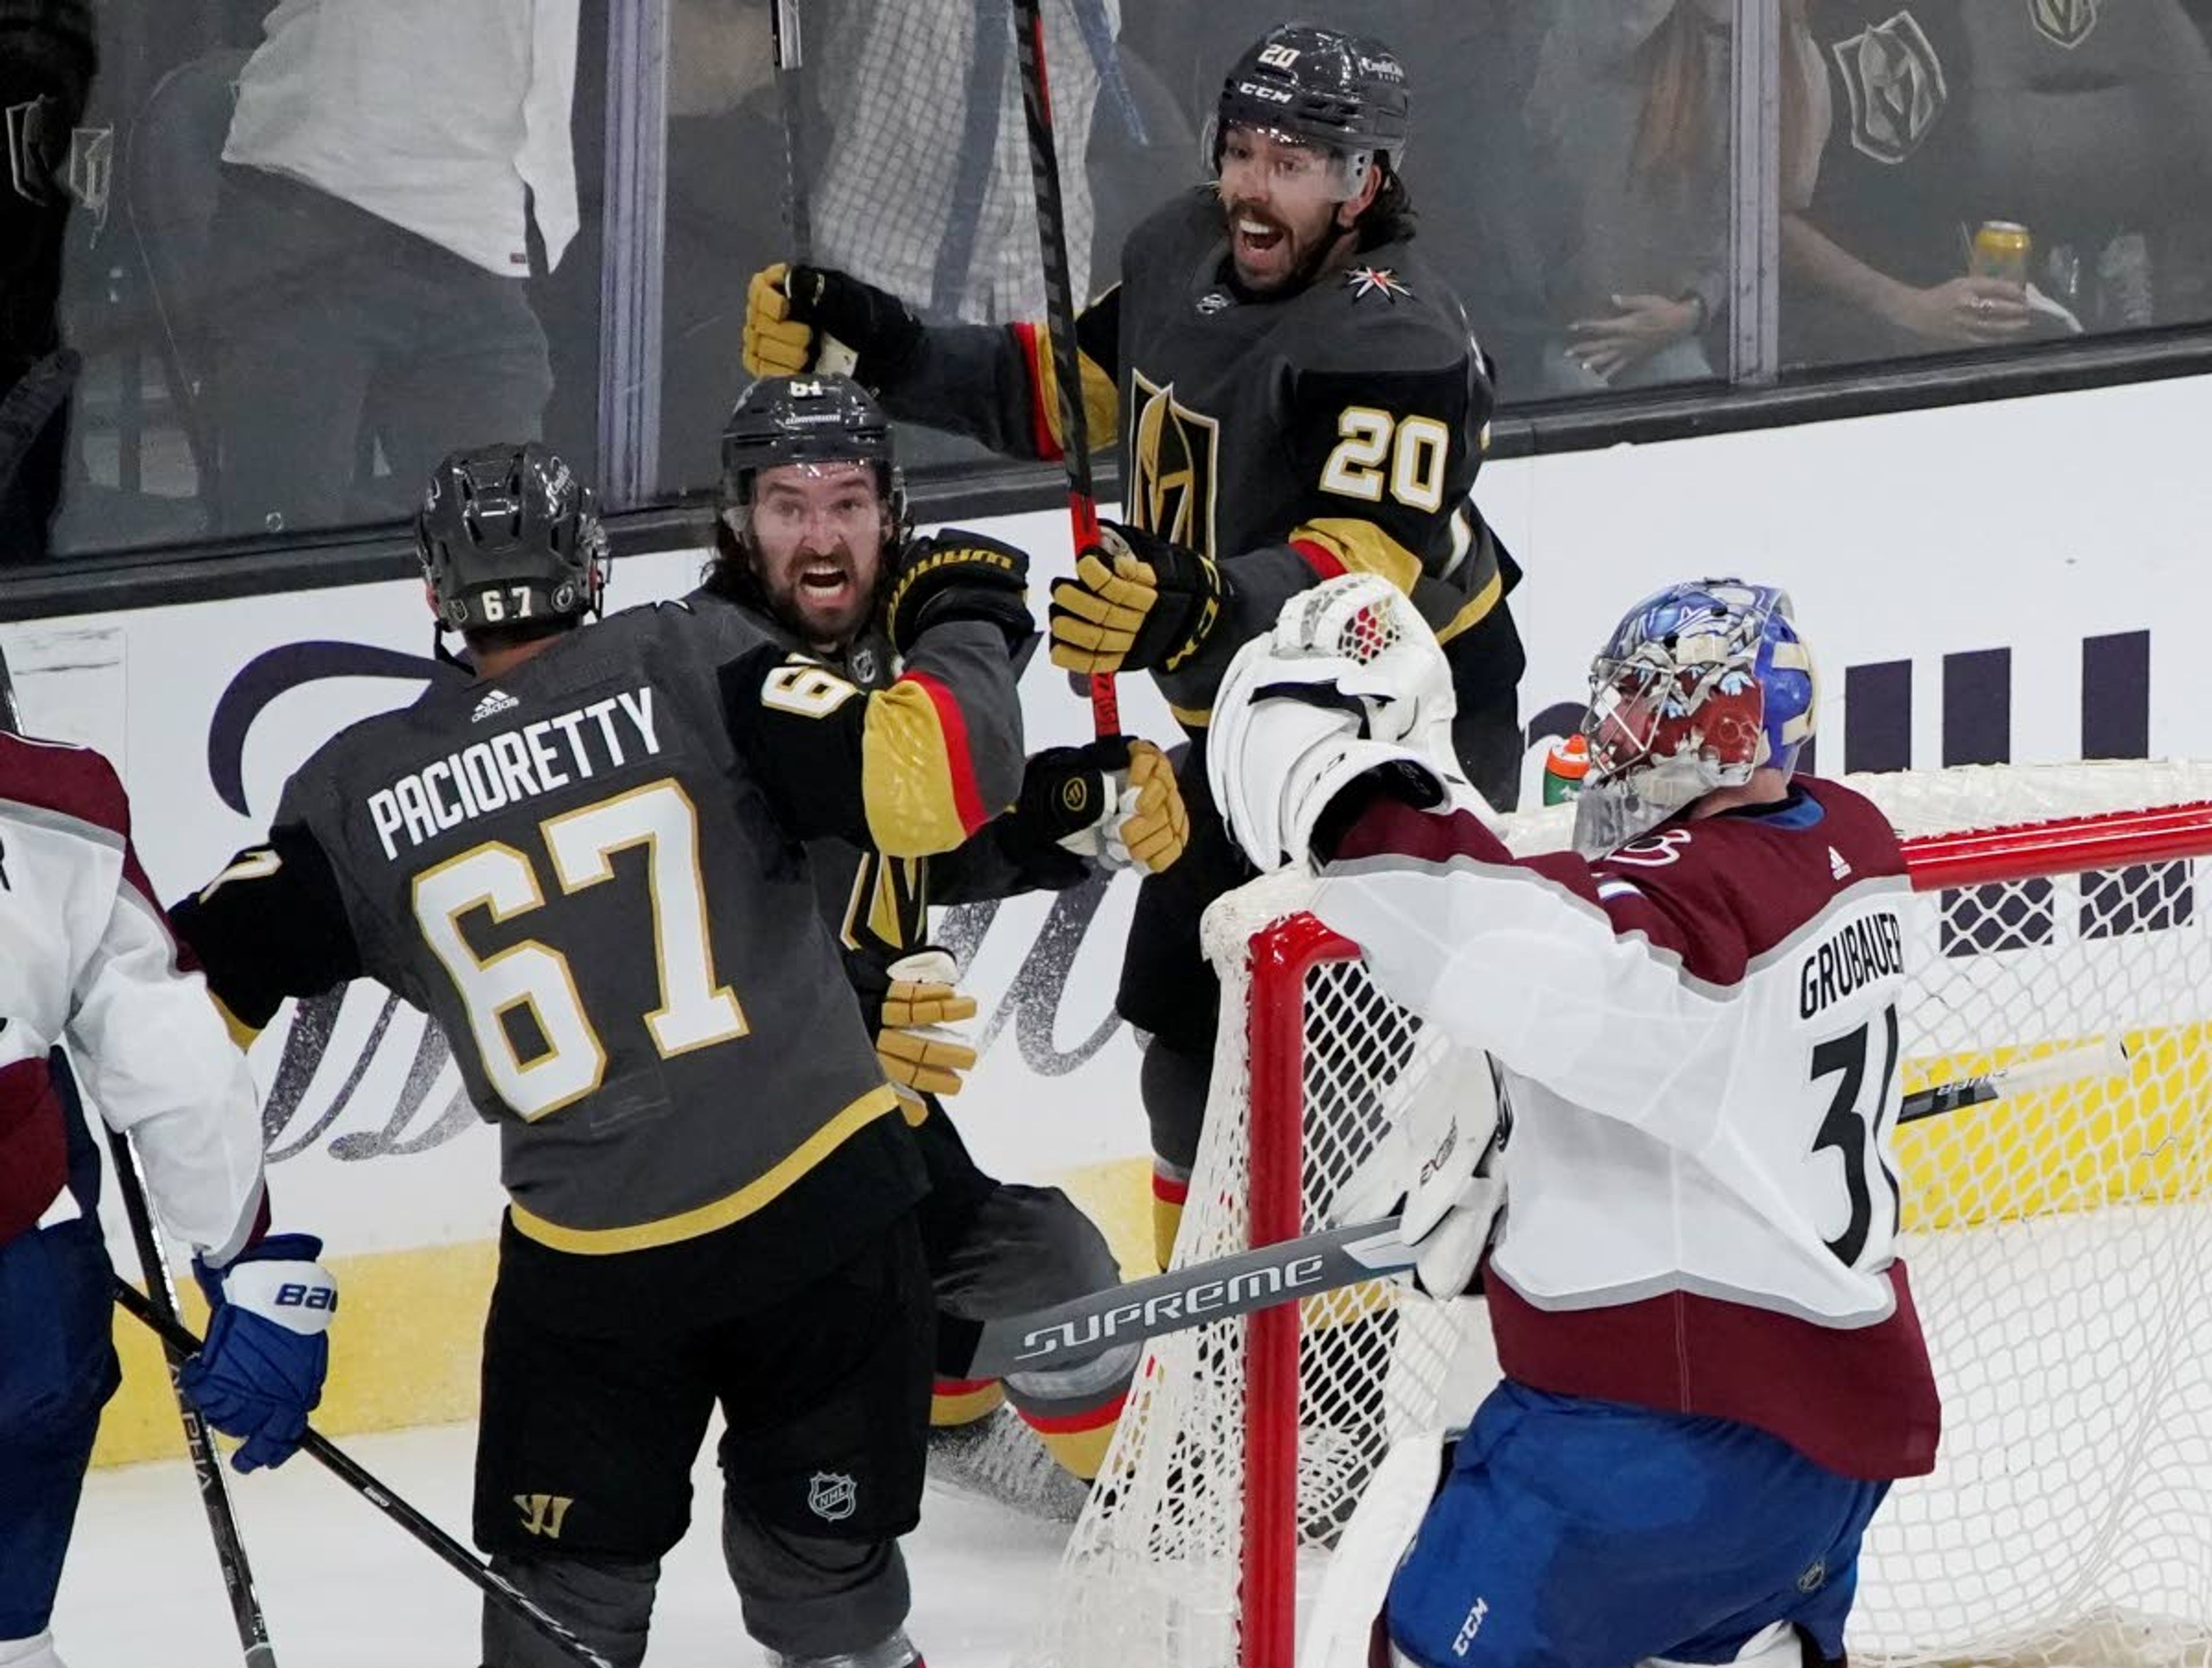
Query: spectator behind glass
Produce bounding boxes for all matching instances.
[0,0,95,564]
[809,0,1128,327]
[1785,0,2212,365]
[1524,0,1827,393]
[204,0,579,536]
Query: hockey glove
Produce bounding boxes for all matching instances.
[1209,575,1471,870]
[744,262,925,389]
[855,948,979,1101]
[881,530,1033,657]
[1048,522,1227,676]
[179,1233,337,1473]
[1331,1045,1506,1301]
[1003,737,1191,880]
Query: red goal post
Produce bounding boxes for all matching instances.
[1043,761,2212,1668]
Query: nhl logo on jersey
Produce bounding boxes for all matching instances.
[807,1470,858,1523]
[1194,289,1234,317]
[1831,10,1948,165]
[2030,0,2097,48]
[1344,266,1413,304]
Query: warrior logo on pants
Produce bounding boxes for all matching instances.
[807,1470,858,1523]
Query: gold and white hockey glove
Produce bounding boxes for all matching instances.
[872,948,979,1100]
[1009,736,1190,877]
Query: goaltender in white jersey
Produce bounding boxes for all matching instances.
[0,702,335,1668]
[1210,577,1940,1668]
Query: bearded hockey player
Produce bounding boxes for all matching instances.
[1,657,334,1668]
[743,24,1526,1269]
[170,443,1035,1668]
[1210,575,1941,1668]
[699,374,1188,1498]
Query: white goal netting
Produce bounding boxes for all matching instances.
[1040,761,2212,1668]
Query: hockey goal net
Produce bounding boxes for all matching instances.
[1040,760,2212,1668]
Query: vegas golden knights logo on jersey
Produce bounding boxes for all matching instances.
[1129,371,1222,560]
[2029,0,2096,48]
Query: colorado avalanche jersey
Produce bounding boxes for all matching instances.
[0,732,264,1259]
[1317,776,1941,1481]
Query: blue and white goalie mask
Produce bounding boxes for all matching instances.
[1572,579,1817,859]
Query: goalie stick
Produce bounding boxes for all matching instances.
[1010,0,1119,738]
[957,1039,2135,1379]
[110,1286,617,1668]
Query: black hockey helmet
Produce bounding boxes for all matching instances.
[1213,24,1410,171]
[718,373,907,540]
[416,442,607,634]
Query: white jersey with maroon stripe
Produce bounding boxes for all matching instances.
[0,731,264,1261]
[1313,775,1941,1481]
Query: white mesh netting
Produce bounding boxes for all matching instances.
[1039,761,2212,1668]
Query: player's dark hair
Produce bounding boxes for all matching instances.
[1355,166,1417,248]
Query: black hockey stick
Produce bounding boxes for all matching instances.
[769,0,812,263]
[1010,0,1119,739]
[110,1283,618,1668]
[93,1076,279,1667]
[955,1042,2135,1380]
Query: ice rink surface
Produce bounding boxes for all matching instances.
[53,1422,1068,1667]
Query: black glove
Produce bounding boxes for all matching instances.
[743,261,926,391]
[881,530,1034,656]
[1048,521,1228,675]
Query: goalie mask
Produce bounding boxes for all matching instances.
[1573,579,1817,859]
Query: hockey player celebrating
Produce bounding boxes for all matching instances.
[742,24,1527,1269]
[1208,576,1941,1668]
[1,669,334,1668]
[700,374,1187,1495]
[169,444,1034,1668]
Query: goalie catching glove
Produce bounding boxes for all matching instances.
[1331,1045,1506,1301]
[1207,574,1476,871]
[1049,522,1228,676]
[743,261,923,389]
[179,1233,338,1473]
[852,947,979,1101]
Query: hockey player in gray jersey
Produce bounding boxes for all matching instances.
[744,24,1527,1267]
[169,443,1034,1668]
[698,374,1187,1496]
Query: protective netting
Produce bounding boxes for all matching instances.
[1039,761,2212,1668]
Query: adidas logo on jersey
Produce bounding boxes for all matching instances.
[472,688,520,724]
[1830,846,1853,880]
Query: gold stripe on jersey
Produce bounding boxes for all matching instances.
[211,993,262,1051]
[1433,567,1505,646]
[1035,338,1122,456]
[862,679,981,856]
[506,1083,903,1254]
[1289,517,1423,597]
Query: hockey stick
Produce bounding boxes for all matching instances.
[109,1283,619,1668]
[768,0,855,378]
[957,1041,2137,1380]
[92,1078,279,1667]
[1010,0,1119,739]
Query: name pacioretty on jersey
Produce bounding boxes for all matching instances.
[366,688,662,860]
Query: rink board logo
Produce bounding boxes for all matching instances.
[808,1470,859,1523]
[2030,0,2097,48]
[1129,371,1222,560]
[1832,10,1948,165]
